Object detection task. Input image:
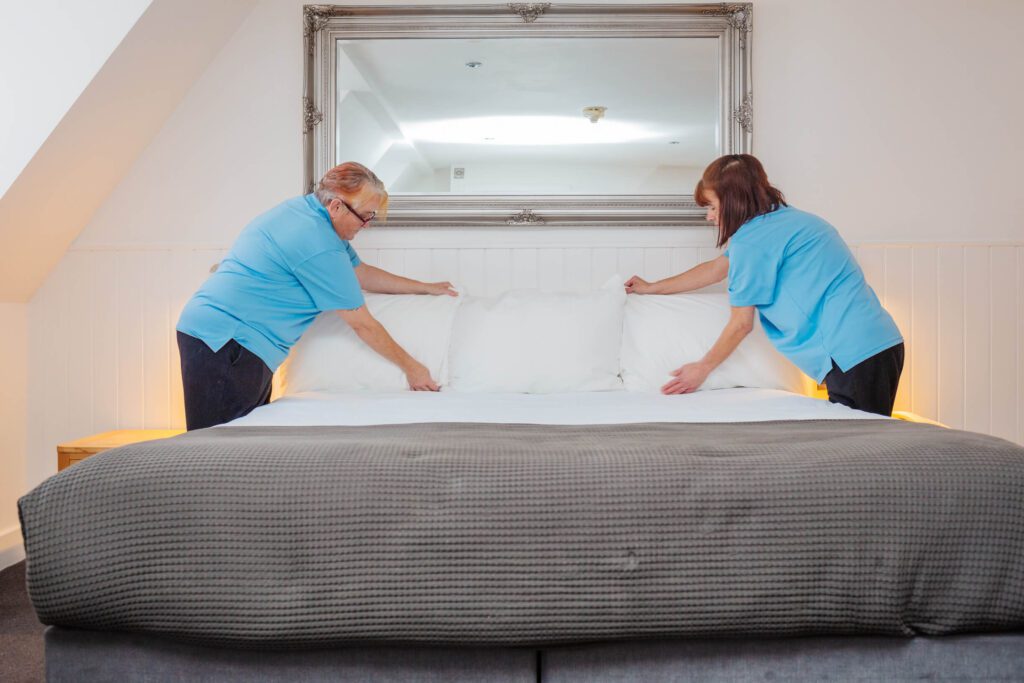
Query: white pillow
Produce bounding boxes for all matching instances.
[275,292,462,395]
[447,279,626,393]
[619,293,807,393]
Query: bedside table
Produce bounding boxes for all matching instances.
[892,411,947,427]
[809,386,947,427]
[57,429,185,471]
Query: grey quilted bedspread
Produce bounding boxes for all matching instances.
[18,420,1024,647]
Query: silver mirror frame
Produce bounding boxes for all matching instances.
[302,3,752,227]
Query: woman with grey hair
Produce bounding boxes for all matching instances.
[176,161,456,430]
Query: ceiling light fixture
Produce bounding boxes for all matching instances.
[403,116,656,146]
[582,106,607,124]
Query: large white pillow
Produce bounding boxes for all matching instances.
[274,292,462,395]
[620,293,807,393]
[447,279,626,393]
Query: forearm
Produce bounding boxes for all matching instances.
[349,316,417,371]
[358,264,431,294]
[699,322,751,371]
[661,305,754,395]
[650,257,726,294]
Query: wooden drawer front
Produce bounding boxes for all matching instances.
[57,430,184,471]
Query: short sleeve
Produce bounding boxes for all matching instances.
[726,242,778,307]
[343,241,361,267]
[294,250,365,311]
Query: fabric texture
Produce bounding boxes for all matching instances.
[0,562,44,683]
[177,194,363,370]
[177,331,272,430]
[19,420,1024,647]
[447,281,625,393]
[44,627,537,683]
[226,388,880,428]
[543,634,1024,682]
[43,627,1024,683]
[724,205,903,381]
[825,342,905,416]
[619,293,806,393]
[274,292,462,395]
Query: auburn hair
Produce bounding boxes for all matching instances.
[695,154,786,247]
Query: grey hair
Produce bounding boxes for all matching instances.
[314,161,386,206]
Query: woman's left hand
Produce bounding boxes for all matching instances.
[661,362,711,395]
[424,281,459,297]
[624,275,653,294]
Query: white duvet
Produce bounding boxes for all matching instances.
[225,388,881,427]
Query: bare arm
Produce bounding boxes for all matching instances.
[336,306,439,391]
[354,263,457,296]
[625,255,729,295]
[661,305,755,395]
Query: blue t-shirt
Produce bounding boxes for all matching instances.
[724,205,902,382]
[177,194,364,370]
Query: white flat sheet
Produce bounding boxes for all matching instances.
[225,388,882,427]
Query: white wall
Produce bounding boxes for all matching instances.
[0,304,27,569]
[19,0,1024,493]
[0,0,256,302]
[0,0,152,198]
[73,0,307,249]
[71,0,1024,248]
[754,0,1024,243]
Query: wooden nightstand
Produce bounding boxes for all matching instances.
[892,411,947,427]
[809,385,947,427]
[57,429,185,471]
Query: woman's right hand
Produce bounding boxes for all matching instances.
[624,275,653,294]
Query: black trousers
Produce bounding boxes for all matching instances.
[824,343,905,417]
[177,332,273,430]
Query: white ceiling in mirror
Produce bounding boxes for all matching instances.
[335,38,720,195]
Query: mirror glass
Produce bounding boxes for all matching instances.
[335,37,720,196]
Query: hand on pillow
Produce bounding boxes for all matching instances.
[660,361,712,395]
[423,281,459,297]
[274,292,462,396]
[620,293,807,393]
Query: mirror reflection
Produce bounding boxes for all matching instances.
[335,37,720,195]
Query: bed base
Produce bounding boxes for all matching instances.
[45,627,1024,682]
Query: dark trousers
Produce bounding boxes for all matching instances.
[824,343,905,417]
[177,332,273,430]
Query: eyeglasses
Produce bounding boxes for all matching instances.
[333,197,376,225]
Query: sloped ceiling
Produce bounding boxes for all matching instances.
[0,0,255,303]
[0,0,153,199]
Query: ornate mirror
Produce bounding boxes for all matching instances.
[303,3,752,226]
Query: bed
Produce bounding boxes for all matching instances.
[19,291,1024,681]
[21,389,1024,681]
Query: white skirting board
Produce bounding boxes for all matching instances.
[0,525,26,571]
[24,230,1024,491]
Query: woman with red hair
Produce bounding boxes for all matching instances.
[625,154,903,416]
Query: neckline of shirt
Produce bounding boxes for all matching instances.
[303,193,350,246]
[735,204,794,236]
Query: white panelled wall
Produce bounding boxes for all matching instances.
[26,230,1024,489]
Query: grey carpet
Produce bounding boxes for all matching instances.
[0,561,44,683]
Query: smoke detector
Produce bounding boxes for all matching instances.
[582,106,607,124]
